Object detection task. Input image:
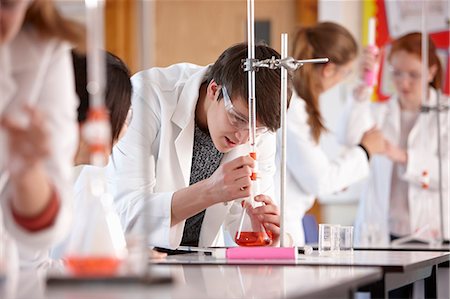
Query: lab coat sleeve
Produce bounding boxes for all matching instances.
[223,132,277,239]
[287,109,370,196]
[336,96,377,146]
[106,80,183,249]
[403,112,449,191]
[2,41,77,251]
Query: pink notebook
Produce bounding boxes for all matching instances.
[224,247,297,260]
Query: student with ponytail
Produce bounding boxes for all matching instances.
[277,22,385,245]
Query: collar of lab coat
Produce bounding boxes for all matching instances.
[389,87,439,111]
[386,87,439,145]
[171,65,211,129]
[171,65,210,186]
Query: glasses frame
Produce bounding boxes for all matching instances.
[388,65,422,82]
[221,86,268,136]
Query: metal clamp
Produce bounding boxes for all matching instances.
[254,56,279,70]
[421,103,450,113]
[279,57,330,71]
[242,58,259,72]
[242,56,329,72]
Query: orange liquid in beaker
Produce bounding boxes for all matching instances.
[235,231,273,246]
[65,256,121,277]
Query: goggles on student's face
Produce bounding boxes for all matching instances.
[389,66,422,82]
[221,86,268,136]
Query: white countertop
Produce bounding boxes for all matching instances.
[3,263,381,299]
[154,250,450,272]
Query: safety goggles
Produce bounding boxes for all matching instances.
[221,86,268,136]
[389,66,422,82]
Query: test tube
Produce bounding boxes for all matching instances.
[363,17,377,87]
[84,0,110,167]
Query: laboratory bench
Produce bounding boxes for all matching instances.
[2,250,448,299]
[153,250,450,298]
[3,263,381,299]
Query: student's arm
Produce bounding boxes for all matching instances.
[336,92,378,146]
[2,108,56,229]
[171,156,254,226]
[288,103,371,196]
[337,45,381,145]
[2,108,50,208]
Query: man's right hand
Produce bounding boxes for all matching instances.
[171,155,255,226]
[205,155,255,204]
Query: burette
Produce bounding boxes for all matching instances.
[84,0,110,167]
[247,0,258,193]
[244,1,329,201]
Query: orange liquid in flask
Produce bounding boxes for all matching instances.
[66,256,121,277]
[235,231,273,247]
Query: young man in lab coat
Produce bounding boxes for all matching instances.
[106,43,291,250]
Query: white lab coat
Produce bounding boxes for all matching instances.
[0,28,78,267]
[106,63,277,249]
[338,89,449,244]
[275,93,370,245]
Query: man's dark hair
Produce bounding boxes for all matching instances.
[205,43,292,132]
[72,50,132,143]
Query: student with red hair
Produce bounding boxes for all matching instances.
[340,32,448,249]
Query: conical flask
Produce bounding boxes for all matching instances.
[234,201,273,246]
[65,167,126,277]
[234,154,273,246]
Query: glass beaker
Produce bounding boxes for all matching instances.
[64,167,126,277]
[234,179,273,247]
[318,224,340,255]
[339,226,354,254]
